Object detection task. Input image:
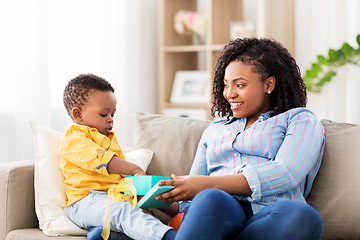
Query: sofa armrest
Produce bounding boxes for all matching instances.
[0,160,38,240]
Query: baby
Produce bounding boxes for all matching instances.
[59,74,176,240]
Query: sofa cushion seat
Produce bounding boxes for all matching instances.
[6,228,86,240]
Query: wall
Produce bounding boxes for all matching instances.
[295,0,360,123]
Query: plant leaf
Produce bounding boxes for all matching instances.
[317,71,336,87]
[303,76,313,91]
[317,55,330,66]
[306,69,318,78]
[341,42,353,57]
[303,34,360,92]
[312,63,323,73]
[328,49,339,61]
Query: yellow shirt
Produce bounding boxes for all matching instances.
[59,122,125,206]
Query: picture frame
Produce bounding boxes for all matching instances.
[170,70,210,104]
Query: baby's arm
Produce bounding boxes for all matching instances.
[107,155,145,176]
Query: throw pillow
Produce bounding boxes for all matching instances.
[123,148,153,173]
[29,122,87,236]
[29,122,153,236]
[306,119,360,240]
[132,112,211,224]
[133,112,211,177]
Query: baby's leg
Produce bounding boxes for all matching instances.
[64,190,172,240]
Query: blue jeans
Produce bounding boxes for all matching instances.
[175,189,323,240]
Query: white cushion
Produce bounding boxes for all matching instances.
[123,148,153,173]
[29,122,153,236]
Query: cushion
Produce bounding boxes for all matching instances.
[306,119,360,240]
[29,122,153,236]
[133,112,211,176]
[6,229,87,240]
[122,148,153,173]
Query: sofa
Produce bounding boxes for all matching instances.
[1,112,360,240]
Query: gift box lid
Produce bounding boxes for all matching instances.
[125,175,171,196]
[136,184,174,209]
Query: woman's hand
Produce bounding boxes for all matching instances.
[156,174,210,202]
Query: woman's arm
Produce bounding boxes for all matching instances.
[157,173,252,202]
[239,109,325,200]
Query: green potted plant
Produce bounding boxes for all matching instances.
[303,34,360,92]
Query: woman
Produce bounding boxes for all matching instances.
[158,37,325,240]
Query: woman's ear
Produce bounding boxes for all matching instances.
[265,76,276,93]
[71,107,82,123]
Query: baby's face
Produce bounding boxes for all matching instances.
[78,90,116,136]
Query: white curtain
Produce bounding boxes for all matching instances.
[295,0,360,123]
[0,0,158,163]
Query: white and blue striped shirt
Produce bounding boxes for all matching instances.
[187,107,325,214]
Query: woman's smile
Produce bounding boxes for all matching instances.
[229,101,244,111]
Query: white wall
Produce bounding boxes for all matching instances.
[295,0,360,123]
[0,0,159,162]
[1,0,359,163]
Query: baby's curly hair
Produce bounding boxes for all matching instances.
[63,74,114,116]
[212,37,307,118]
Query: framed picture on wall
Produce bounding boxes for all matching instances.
[170,70,210,104]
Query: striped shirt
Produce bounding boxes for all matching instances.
[187,107,325,214]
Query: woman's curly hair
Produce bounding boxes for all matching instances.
[211,37,307,118]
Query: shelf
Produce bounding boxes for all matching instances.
[158,0,244,119]
[158,0,295,120]
[164,45,208,52]
[163,44,225,53]
[210,44,227,51]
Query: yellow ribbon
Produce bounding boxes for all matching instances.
[101,178,137,240]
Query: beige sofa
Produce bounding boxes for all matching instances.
[1,112,360,240]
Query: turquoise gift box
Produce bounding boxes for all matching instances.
[125,175,171,196]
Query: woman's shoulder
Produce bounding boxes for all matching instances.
[283,107,318,119]
[279,107,322,127]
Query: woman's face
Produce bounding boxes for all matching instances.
[223,61,274,127]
